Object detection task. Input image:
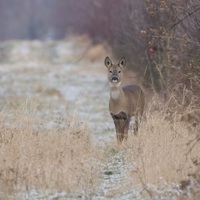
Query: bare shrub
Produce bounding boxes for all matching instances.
[0,101,102,197]
[140,0,200,92]
[90,0,200,92]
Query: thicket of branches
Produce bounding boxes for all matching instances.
[1,0,200,94]
[87,0,200,94]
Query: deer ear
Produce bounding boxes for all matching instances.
[118,57,126,69]
[105,56,112,68]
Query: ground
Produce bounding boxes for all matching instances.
[0,36,199,200]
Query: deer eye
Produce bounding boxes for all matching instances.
[109,71,112,73]
[118,71,121,73]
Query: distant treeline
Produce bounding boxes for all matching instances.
[1,0,200,93]
[0,0,122,41]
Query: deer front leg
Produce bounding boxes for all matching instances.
[112,112,130,143]
[113,118,124,143]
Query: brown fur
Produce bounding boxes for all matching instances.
[105,56,145,143]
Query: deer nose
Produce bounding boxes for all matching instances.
[112,76,119,82]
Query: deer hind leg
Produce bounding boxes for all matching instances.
[123,117,130,141]
[134,111,143,135]
[134,117,139,135]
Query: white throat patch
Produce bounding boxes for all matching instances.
[109,82,121,87]
[111,90,120,99]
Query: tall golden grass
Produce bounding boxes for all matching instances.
[0,100,103,198]
[123,91,200,197]
[0,92,200,199]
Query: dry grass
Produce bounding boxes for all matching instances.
[84,43,111,62]
[123,93,200,196]
[0,100,103,198]
[0,40,200,198]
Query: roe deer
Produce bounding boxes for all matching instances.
[105,56,145,143]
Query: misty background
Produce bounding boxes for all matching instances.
[0,0,120,41]
[0,0,200,92]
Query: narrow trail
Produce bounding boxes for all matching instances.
[99,150,141,199]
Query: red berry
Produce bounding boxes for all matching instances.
[149,48,155,54]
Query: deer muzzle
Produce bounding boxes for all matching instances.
[112,76,119,83]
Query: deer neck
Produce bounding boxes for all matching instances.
[110,85,124,101]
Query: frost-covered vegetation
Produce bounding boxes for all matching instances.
[0,0,200,199]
